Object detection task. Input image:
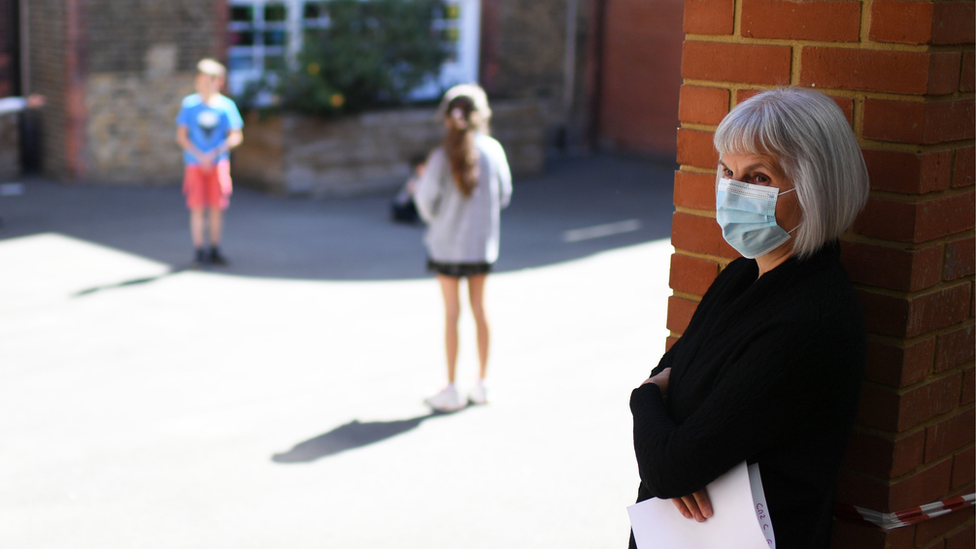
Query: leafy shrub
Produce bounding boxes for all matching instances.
[277,0,449,116]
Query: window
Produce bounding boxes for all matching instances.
[226,0,481,102]
[410,0,480,99]
[227,1,293,97]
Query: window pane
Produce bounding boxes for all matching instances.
[303,2,324,19]
[229,30,256,46]
[229,55,254,71]
[265,3,288,22]
[444,42,458,63]
[263,30,288,46]
[230,5,253,22]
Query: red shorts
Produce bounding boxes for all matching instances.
[183,160,232,210]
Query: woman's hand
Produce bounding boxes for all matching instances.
[640,367,671,392]
[672,489,713,522]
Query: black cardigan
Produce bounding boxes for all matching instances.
[629,242,865,549]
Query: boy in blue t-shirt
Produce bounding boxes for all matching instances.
[175,58,243,266]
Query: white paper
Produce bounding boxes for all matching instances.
[627,461,773,549]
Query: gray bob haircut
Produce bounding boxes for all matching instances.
[714,88,869,259]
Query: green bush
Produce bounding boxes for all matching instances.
[277,0,449,116]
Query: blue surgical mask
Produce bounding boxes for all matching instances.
[716,178,798,259]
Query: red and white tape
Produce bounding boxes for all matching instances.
[835,493,975,530]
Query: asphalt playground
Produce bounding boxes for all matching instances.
[0,154,677,548]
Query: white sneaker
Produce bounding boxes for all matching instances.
[468,382,487,405]
[424,386,463,412]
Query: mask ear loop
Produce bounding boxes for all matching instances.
[778,187,801,234]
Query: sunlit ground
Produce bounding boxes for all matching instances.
[0,155,676,547]
[0,152,674,549]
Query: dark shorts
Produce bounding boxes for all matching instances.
[427,258,492,278]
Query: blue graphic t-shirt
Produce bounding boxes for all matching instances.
[175,94,243,166]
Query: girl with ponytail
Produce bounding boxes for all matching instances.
[414,84,512,412]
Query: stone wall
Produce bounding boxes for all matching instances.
[1,0,20,178]
[86,0,221,74]
[83,47,194,184]
[234,100,547,197]
[0,0,16,99]
[25,0,223,182]
[23,0,567,184]
[27,0,71,179]
[481,0,594,152]
[482,0,568,102]
[79,0,223,184]
[0,115,17,179]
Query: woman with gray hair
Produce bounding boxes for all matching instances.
[629,88,869,548]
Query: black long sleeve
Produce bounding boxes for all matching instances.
[629,243,865,549]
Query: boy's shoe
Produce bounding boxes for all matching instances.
[468,382,487,405]
[192,248,207,267]
[424,386,463,412]
[209,248,229,267]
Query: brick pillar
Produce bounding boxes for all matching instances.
[671,1,975,547]
[63,0,87,179]
[0,0,19,178]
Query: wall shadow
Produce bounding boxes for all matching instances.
[272,409,463,463]
[0,154,677,282]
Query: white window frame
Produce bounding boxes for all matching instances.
[227,0,293,97]
[226,0,481,102]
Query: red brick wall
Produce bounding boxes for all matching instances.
[598,0,684,156]
[28,0,71,179]
[0,0,16,99]
[671,1,975,547]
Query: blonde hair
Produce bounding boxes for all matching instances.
[197,58,226,78]
[714,88,869,259]
[440,86,490,198]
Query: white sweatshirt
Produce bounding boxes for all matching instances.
[414,133,512,264]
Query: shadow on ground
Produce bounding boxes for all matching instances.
[0,154,676,281]
[73,269,189,297]
[271,409,466,463]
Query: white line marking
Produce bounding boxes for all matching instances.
[562,219,642,242]
[0,183,24,196]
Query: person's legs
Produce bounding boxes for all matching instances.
[185,165,206,260]
[437,274,461,384]
[190,208,206,249]
[425,273,464,412]
[208,207,223,246]
[204,162,230,265]
[467,274,490,380]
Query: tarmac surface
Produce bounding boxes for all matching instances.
[0,154,677,548]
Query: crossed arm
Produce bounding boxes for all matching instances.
[641,368,713,523]
[633,323,830,524]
